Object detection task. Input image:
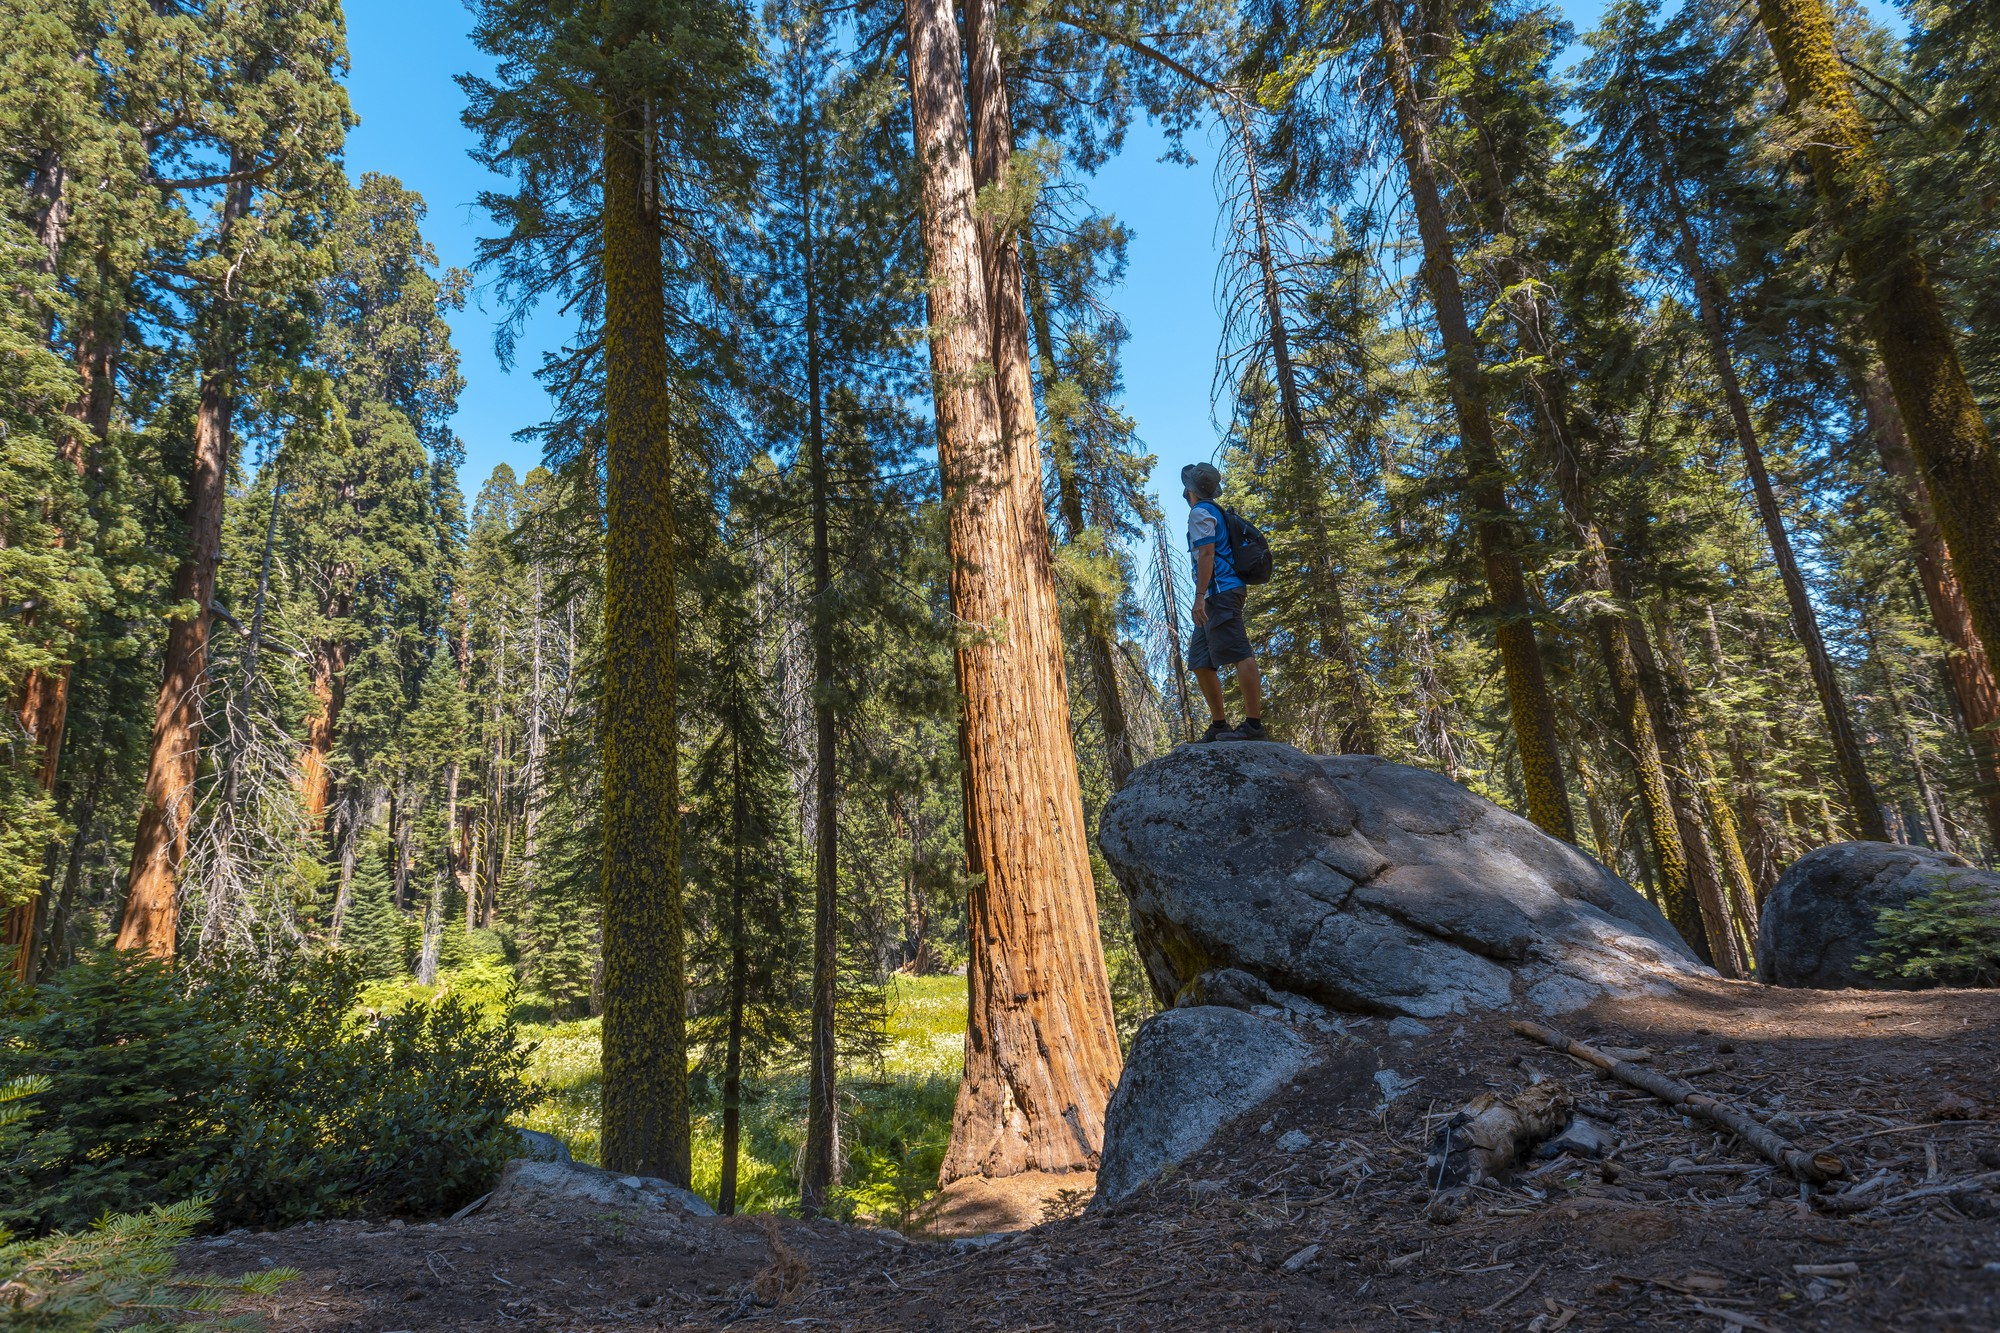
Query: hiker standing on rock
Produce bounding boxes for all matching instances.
[1182,462,1272,742]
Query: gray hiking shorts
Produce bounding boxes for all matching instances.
[1189,588,1254,670]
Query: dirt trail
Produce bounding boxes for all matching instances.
[188,983,2000,1331]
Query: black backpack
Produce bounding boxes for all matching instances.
[1207,502,1273,585]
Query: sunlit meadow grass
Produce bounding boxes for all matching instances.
[515,974,966,1224]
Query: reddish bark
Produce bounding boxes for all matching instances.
[909,0,1123,1183]
[118,336,235,955]
[299,638,348,830]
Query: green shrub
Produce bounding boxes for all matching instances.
[1859,880,2000,987]
[194,952,537,1226]
[0,1077,293,1331]
[0,956,225,1232]
[1,950,536,1233]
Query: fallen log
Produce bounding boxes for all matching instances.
[1427,1080,1575,1191]
[1510,1020,1845,1185]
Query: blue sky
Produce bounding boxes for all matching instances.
[338,0,1641,537]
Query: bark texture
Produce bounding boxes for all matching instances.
[596,99,689,1185]
[119,184,245,956]
[908,0,1123,1182]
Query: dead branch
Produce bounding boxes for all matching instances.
[1510,1020,1846,1184]
[1427,1080,1574,1192]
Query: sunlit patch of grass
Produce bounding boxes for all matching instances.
[516,974,968,1224]
[518,1015,603,1166]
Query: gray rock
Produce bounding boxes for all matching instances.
[1372,1068,1418,1110]
[950,1233,1013,1252]
[486,1158,717,1218]
[1099,745,1709,1019]
[1275,1128,1313,1153]
[1757,841,2000,989]
[1178,966,1341,1030]
[1537,1116,1616,1160]
[1386,1017,1432,1038]
[1094,1007,1319,1204]
[516,1128,573,1163]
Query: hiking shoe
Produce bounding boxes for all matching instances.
[1199,718,1235,743]
[1221,717,1267,742]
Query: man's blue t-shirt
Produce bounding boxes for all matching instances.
[1188,500,1245,596]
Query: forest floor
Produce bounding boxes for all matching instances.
[185,981,2000,1332]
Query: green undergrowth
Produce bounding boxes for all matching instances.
[517,974,967,1227]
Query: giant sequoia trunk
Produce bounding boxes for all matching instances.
[1663,188,1885,841]
[596,96,689,1185]
[119,181,249,955]
[299,634,349,830]
[1754,0,2000,675]
[1021,239,1137,789]
[908,0,1124,1182]
[1374,0,1573,840]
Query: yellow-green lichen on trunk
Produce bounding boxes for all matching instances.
[596,95,689,1186]
[1754,0,2000,674]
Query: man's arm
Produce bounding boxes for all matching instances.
[1194,544,1214,626]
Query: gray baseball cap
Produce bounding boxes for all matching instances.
[1181,462,1221,499]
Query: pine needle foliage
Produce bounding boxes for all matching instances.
[1859,879,2000,987]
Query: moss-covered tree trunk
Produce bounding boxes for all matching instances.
[800,192,840,1212]
[1755,0,2000,674]
[596,95,689,1185]
[1374,0,1573,839]
[913,0,1124,1182]
[1626,611,1747,974]
[1444,65,1706,941]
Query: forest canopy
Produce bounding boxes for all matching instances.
[2,0,1998,1214]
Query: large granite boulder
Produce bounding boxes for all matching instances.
[1094,1006,1320,1204]
[1098,744,1709,1019]
[1757,841,2000,989]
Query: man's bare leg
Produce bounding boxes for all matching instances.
[1235,656,1263,720]
[1195,667,1226,723]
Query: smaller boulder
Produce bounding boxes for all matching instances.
[487,1158,717,1218]
[516,1128,573,1163]
[1095,1007,1318,1204]
[1758,842,2000,989]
